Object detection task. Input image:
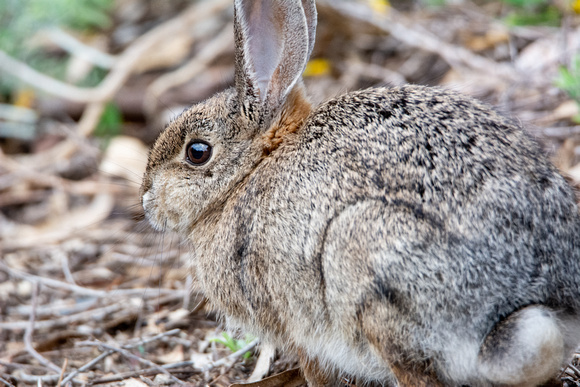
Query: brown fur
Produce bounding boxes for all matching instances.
[262,83,312,155]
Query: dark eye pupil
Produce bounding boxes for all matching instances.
[186,141,212,165]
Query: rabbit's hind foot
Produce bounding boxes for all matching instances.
[477,305,565,387]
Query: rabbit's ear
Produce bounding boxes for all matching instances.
[234,0,316,118]
[301,0,317,62]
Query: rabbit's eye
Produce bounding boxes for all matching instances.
[186,140,212,165]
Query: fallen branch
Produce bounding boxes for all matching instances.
[0,376,15,387]
[87,336,259,383]
[0,261,182,301]
[47,28,117,69]
[56,358,68,387]
[144,23,234,115]
[77,341,184,384]
[0,303,125,331]
[89,367,197,385]
[60,351,113,386]
[318,0,520,82]
[60,330,182,386]
[13,372,71,385]
[23,282,62,374]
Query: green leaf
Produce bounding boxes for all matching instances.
[503,5,560,27]
[209,332,255,359]
[95,102,122,139]
[0,0,115,97]
[502,0,548,8]
[555,56,580,104]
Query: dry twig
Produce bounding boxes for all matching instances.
[59,329,182,386]
[23,282,63,374]
[203,338,259,372]
[77,340,184,384]
[47,28,117,69]
[0,376,15,387]
[144,23,235,115]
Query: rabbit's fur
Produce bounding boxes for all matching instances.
[141,1,580,386]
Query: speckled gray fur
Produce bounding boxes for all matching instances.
[141,1,580,386]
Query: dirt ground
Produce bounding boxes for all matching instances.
[1,0,580,386]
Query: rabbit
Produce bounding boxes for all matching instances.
[140,0,580,385]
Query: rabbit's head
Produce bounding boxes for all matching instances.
[141,0,317,234]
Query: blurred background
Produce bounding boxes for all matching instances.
[1,0,580,386]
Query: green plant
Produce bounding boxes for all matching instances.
[504,5,562,27]
[94,102,122,139]
[417,0,561,26]
[1,0,113,55]
[210,332,255,359]
[0,0,114,92]
[419,0,448,7]
[503,3,560,27]
[502,0,548,6]
[555,55,580,123]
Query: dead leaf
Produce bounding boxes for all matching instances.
[167,308,190,323]
[100,135,149,183]
[134,34,193,73]
[464,29,509,52]
[190,352,214,370]
[367,0,390,14]
[574,0,580,13]
[122,378,150,387]
[535,100,579,126]
[567,163,580,184]
[157,345,185,364]
[73,267,116,285]
[440,68,506,96]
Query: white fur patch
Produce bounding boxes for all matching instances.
[440,336,480,383]
[477,306,564,385]
[295,328,392,383]
[142,191,152,212]
[141,191,163,231]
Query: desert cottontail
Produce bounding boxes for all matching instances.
[141,1,580,385]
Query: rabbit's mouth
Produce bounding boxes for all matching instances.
[141,191,162,231]
[142,190,175,232]
[142,187,199,235]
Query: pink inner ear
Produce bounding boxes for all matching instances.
[243,0,284,101]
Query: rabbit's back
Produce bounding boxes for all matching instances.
[296,85,570,211]
[245,84,580,381]
[279,84,580,309]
